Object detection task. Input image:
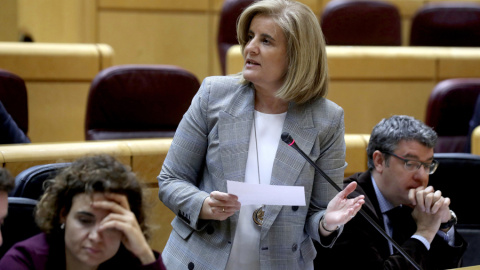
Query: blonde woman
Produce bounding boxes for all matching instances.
[158,0,365,269]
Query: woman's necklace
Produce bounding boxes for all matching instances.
[252,112,265,226]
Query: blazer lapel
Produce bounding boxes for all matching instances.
[218,84,255,187]
[261,103,320,237]
[218,84,254,237]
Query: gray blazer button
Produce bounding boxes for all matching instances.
[292,243,298,252]
[188,262,194,269]
[292,206,299,211]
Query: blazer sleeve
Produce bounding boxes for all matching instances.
[306,101,347,244]
[157,78,212,231]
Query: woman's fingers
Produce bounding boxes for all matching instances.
[208,191,241,212]
[104,193,131,210]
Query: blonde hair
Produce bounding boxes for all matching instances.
[237,0,329,103]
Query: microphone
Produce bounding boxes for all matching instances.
[281,132,422,270]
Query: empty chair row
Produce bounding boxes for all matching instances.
[218,0,480,74]
[0,65,200,143]
[85,65,199,140]
[321,0,480,47]
[2,67,480,153]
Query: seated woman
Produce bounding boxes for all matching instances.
[0,154,166,270]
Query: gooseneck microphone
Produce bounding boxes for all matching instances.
[281,132,422,270]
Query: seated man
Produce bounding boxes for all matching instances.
[0,168,15,246]
[316,115,467,269]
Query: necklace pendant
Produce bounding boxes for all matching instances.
[253,206,265,226]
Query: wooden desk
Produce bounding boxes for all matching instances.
[472,126,480,155]
[0,134,369,251]
[227,45,480,134]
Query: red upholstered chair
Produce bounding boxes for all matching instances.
[320,0,402,46]
[410,3,480,46]
[425,79,480,153]
[85,65,200,140]
[217,0,256,75]
[0,69,29,136]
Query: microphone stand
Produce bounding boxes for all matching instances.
[281,132,422,270]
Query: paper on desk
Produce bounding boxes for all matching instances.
[227,180,306,206]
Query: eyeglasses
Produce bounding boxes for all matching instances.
[382,152,439,175]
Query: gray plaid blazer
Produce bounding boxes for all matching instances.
[158,76,346,270]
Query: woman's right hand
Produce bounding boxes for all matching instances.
[200,191,241,220]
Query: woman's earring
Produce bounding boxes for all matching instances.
[60,223,65,230]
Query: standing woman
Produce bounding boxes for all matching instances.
[158,0,364,269]
[0,155,166,270]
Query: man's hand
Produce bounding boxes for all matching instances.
[409,186,451,243]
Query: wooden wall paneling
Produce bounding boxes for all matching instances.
[97,10,210,80]
[98,0,209,11]
[17,0,92,43]
[0,0,18,41]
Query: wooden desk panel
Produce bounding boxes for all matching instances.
[227,45,480,134]
[0,136,369,251]
[329,80,434,134]
[144,187,176,253]
[0,141,131,176]
[345,134,369,177]
[472,126,480,155]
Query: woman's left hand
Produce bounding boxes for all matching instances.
[92,193,155,265]
[320,181,365,236]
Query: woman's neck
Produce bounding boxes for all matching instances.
[254,88,288,114]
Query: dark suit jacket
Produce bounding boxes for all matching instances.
[0,100,30,144]
[315,171,467,270]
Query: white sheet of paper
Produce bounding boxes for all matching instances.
[226,180,306,206]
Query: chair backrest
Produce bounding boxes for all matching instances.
[456,225,480,267]
[425,79,480,153]
[0,197,40,259]
[428,153,480,267]
[410,3,480,46]
[466,95,480,152]
[320,0,401,46]
[0,68,28,135]
[429,153,480,225]
[85,65,200,141]
[10,162,71,200]
[217,0,256,75]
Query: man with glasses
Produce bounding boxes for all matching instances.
[316,115,466,270]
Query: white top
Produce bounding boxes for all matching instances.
[225,110,286,270]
